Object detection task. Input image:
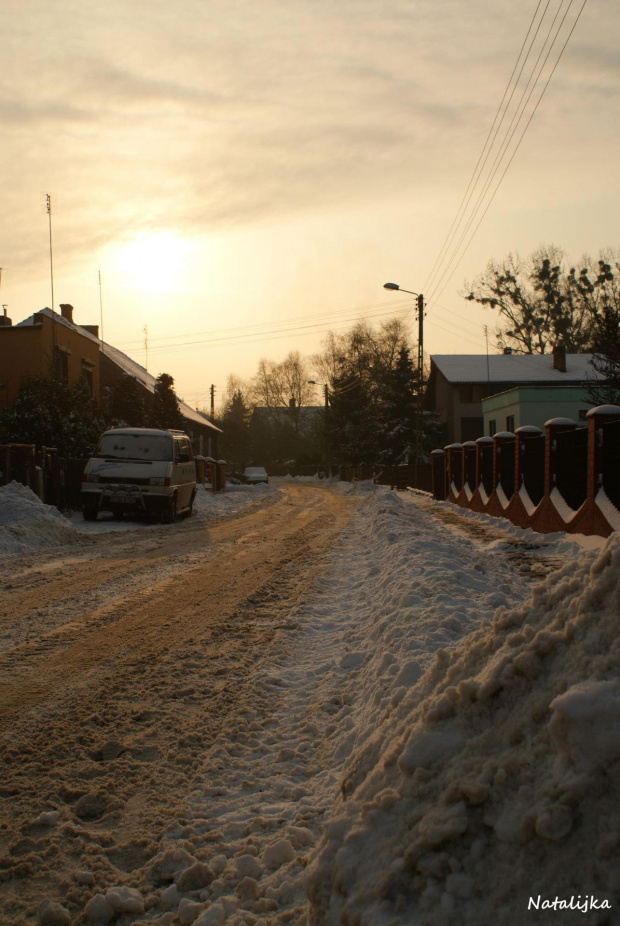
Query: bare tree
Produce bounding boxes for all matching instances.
[463,245,594,354]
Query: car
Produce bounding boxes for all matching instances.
[243,466,269,485]
[81,428,196,523]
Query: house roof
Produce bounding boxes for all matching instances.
[251,405,324,425]
[430,353,600,384]
[16,308,221,434]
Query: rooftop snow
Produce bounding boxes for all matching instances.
[431,353,600,384]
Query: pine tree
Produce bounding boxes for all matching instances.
[220,390,250,468]
[378,345,417,464]
[328,375,378,466]
[0,375,105,457]
[109,373,146,426]
[149,373,185,430]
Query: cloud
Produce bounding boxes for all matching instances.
[0,0,618,279]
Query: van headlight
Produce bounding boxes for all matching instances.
[149,477,166,486]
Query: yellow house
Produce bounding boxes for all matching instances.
[0,304,100,407]
[0,303,221,454]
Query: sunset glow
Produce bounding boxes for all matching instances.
[105,231,199,295]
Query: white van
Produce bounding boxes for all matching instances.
[81,428,196,523]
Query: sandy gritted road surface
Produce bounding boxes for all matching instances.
[0,484,359,925]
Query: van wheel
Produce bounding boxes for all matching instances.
[161,495,177,524]
[82,503,98,522]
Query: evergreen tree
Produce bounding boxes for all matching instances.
[109,373,146,426]
[0,375,105,457]
[149,373,185,430]
[328,374,378,466]
[220,390,250,468]
[378,345,417,464]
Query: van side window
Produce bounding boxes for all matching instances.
[175,438,192,463]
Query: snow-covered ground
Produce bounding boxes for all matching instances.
[0,480,280,552]
[1,478,617,925]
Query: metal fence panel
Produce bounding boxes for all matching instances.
[603,419,620,511]
[555,427,588,511]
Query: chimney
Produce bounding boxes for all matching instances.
[59,303,74,323]
[0,305,12,327]
[289,397,296,409]
[503,347,512,355]
[82,324,99,338]
[553,343,566,373]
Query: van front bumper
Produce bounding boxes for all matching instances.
[81,485,168,513]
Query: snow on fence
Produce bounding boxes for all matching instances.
[430,405,620,537]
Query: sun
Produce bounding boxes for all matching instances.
[107,231,198,294]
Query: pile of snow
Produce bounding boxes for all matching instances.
[306,529,620,924]
[0,481,80,555]
[193,482,279,522]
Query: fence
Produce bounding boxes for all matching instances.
[430,405,620,538]
[0,444,90,510]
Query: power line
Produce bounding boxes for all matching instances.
[422,0,588,308]
[423,0,548,297]
[113,298,403,351]
[430,0,588,307]
[119,306,410,358]
[428,0,576,304]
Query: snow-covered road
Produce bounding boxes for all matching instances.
[0,480,611,926]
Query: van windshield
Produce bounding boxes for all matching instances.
[94,433,173,461]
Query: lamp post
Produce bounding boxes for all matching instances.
[383,282,425,474]
[308,380,331,477]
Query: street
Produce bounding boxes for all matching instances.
[0,481,599,926]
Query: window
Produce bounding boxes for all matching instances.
[489,419,497,436]
[81,365,94,395]
[54,347,69,385]
[506,415,515,432]
[459,384,475,403]
[175,438,193,463]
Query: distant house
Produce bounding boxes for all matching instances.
[424,347,601,443]
[0,304,221,454]
[482,385,594,436]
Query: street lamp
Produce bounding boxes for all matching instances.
[383,282,425,472]
[307,380,331,476]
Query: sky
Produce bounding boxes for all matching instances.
[1,0,618,411]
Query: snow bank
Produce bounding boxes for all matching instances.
[306,532,620,924]
[0,481,80,555]
[193,482,279,523]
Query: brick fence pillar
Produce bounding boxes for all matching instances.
[585,405,620,501]
[544,418,577,497]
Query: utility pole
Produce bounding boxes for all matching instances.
[383,282,426,482]
[46,194,56,361]
[210,384,215,420]
[416,293,424,468]
[484,325,490,392]
[98,271,105,356]
[144,325,148,372]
